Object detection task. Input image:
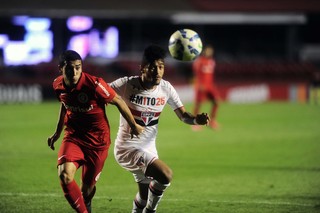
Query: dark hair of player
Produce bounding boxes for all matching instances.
[142,45,166,65]
[59,50,82,67]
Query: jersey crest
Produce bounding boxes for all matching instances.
[77,92,89,103]
[141,110,156,126]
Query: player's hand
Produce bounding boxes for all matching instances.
[130,124,144,139]
[47,133,60,150]
[195,113,210,125]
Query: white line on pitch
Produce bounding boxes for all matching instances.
[0,192,315,207]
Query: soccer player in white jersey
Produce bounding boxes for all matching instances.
[109,45,209,213]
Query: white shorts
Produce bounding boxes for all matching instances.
[114,144,158,183]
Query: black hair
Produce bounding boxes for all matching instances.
[142,44,166,65]
[58,50,82,67]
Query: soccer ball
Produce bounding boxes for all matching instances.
[168,29,203,61]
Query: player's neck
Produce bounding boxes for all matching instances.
[139,77,156,90]
[63,78,77,89]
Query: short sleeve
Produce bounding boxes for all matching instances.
[52,77,62,102]
[95,78,116,103]
[166,81,184,111]
[109,77,129,96]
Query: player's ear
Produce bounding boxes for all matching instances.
[140,64,146,74]
[58,65,63,74]
[58,60,66,74]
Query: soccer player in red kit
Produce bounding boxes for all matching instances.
[192,45,220,130]
[47,50,143,213]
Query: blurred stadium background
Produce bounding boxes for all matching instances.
[1,1,320,213]
[1,0,320,104]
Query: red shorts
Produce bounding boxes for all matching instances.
[195,85,220,102]
[57,140,109,186]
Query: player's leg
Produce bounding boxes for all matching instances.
[81,169,97,213]
[58,162,88,213]
[209,99,219,128]
[81,184,96,213]
[129,153,154,212]
[208,87,220,129]
[132,182,149,213]
[192,89,204,131]
[193,89,203,116]
[81,147,109,213]
[193,98,201,116]
[143,159,172,212]
[58,142,88,213]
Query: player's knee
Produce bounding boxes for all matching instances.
[59,171,74,185]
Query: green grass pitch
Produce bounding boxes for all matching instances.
[0,101,319,213]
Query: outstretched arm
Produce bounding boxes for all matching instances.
[174,106,209,125]
[109,93,144,138]
[47,103,66,150]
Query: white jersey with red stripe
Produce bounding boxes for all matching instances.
[109,76,183,172]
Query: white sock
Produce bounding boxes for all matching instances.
[132,192,146,213]
[144,180,170,212]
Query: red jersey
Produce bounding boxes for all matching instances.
[53,72,116,150]
[192,56,216,89]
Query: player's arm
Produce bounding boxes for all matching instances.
[109,93,144,138]
[174,106,209,125]
[47,103,66,150]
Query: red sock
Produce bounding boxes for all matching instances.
[61,180,88,213]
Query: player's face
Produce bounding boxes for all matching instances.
[203,47,214,57]
[142,59,164,86]
[61,60,82,87]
